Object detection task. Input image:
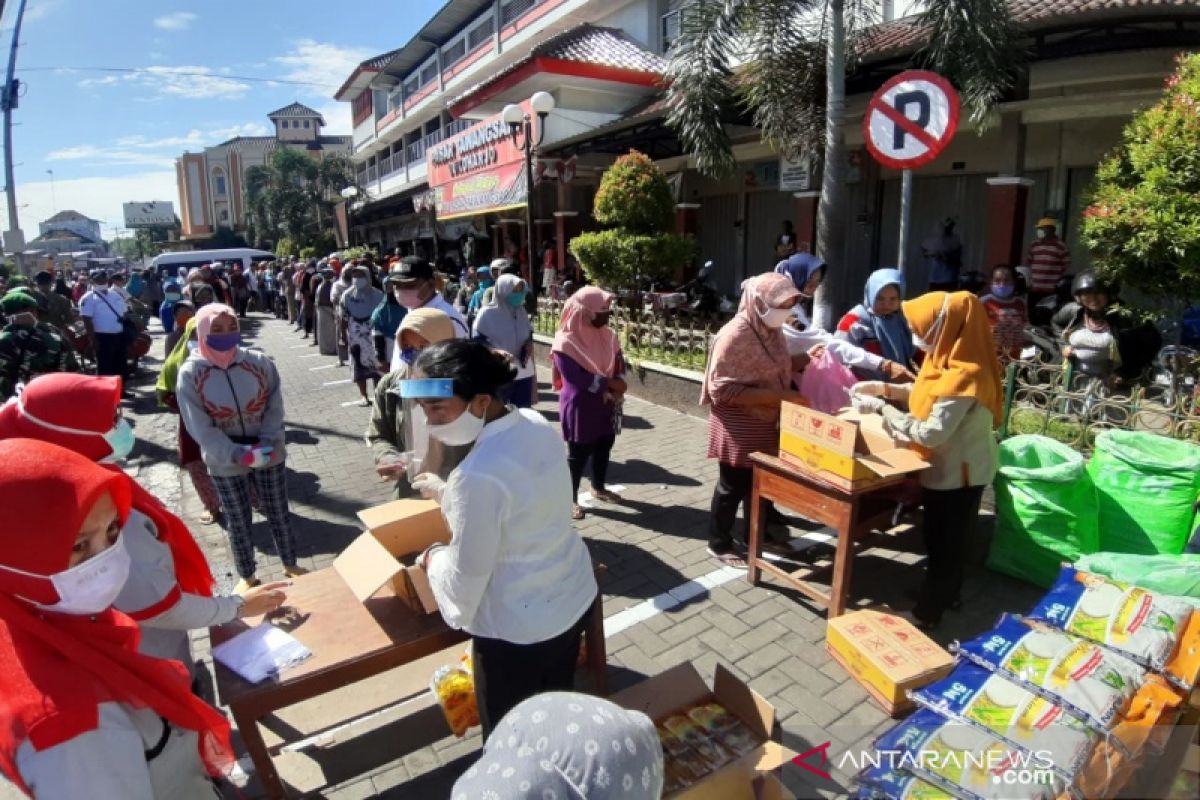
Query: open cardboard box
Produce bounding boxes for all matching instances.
[779,402,928,490]
[332,498,450,614]
[608,661,795,799]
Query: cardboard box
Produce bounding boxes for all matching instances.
[825,609,955,716]
[608,662,795,799]
[779,403,928,490]
[332,498,450,614]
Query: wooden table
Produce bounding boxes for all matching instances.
[212,567,608,798]
[746,452,911,618]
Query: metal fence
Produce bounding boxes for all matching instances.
[535,297,716,373]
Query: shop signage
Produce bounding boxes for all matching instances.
[427,102,531,219]
[431,160,528,221]
[779,156,812,192]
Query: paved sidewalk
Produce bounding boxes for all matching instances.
[113,312,1043,799]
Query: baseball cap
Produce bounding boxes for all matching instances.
[1036,217,1058,229]
[391,256,434,287]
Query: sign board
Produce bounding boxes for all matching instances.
[123,201,176,228]
[863,70,959,171]
[779,156,812,192]
[427,102,531,220]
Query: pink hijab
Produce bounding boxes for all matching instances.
[701,273,798,407]
[552,287,620,377]
[195,303,239,369]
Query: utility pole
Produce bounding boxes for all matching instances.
[2,0,29,271]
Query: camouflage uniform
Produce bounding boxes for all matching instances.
[35,287,77,334]
[0,321,82,400]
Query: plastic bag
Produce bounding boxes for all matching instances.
[1088,431,1200,555]
[1073,552,1200,599]
[799,351,859,414]
[988,435,1099,587]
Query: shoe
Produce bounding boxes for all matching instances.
[283,565,309,578]
[766,521,790,540]
[199,510,216,525]
[234,577,261,593]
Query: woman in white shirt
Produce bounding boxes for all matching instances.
[411,339,598,738]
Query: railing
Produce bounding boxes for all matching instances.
[535,296,716,373]
[380,155,397,177]
[444,118,472,137]
[406,139,426,163]
[1000,358,1200,452]
[501,0,540,26]
[356,169,368,185]
[422,128,445,148]
[366,164,379,183]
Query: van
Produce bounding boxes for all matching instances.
[151,248,276,281]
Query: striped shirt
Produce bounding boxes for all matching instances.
[707,404,778,468]
[1026,238,1071,292]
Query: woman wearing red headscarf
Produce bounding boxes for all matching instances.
[0,373,287,676]
[550,287,627,521]
[0,439,235,798]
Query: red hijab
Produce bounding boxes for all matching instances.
[0,440,233,795]
[0,373,215,597]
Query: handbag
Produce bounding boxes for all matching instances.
[94,291,139,346]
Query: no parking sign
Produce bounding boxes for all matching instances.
[863,70,960,170]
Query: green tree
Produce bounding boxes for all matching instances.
[1082,53,1200,306]
[244,149,361,249]
[571,151,695,292]
[666,0,1022,323]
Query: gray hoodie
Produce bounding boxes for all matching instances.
[176,347,286,476]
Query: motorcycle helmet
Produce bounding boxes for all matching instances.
[1071,272,1108,297]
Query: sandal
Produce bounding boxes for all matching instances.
[571,504,586,520]
[590,488,623,504]
[357,397,372,407]
[706,548,748,570]
[199,510,216,525]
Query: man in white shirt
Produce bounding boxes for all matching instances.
[79,270,129,377]
[387,257,468,372]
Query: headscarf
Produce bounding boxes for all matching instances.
[156,317,198,402]
[850,268,915,366]
[451,692,663,800]
[195,303,240,370]
[551,287,619,377]
[0,440,233,795]
[474,274,532,357]
[904,291,1003,426]
[398,308,455,348]
[774,253,826,296]
[0,374,215,598]
[701,273,798,406]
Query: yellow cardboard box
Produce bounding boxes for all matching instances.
[779,403,928,490]
[825,609,954,716]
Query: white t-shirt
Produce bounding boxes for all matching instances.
[79,289,128,334]
[426,408,597,644]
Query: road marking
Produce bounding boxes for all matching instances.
[323,379,353,386]
[310,364,337,371]
[289,344,308,349]
[299,353,322,359]
[602,565,743,638]
[340,400,368,407]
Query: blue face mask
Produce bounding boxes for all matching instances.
[103,418,136,462]
[165,292,181,303]
[206,332,241,352]
[480,278,494,289]
[506,291,526,307]
[991,284,1015,300]
[400,347,419,366]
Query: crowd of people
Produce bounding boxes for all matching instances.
[0,218,1140,796]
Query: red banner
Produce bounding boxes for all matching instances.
[427,102,531,220]
[431,160,528,221]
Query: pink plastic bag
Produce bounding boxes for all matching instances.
[798,351,859,414]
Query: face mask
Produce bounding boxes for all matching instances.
[480,278,494,289]
[428,399,488,446]
[10,396,134,464]
[506,291,526,308]
[991,284,1015,300]
[165,292,181,302]
[912,294,950,353]
[591,313,610,328]
[205,332,241,352]
[21,534,131,616]
[1036,229,1048,240]
[400,347,419,366]
[756,299,791,329]
[397,288,422,309]
[353,277,369,290]
[12,312,37,327]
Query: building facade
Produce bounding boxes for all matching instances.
[175,103,352,241]
[37,210,102,242]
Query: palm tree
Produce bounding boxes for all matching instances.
[243,150,362,249]
[666,0,1023,325]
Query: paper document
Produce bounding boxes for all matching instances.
[212,623,312,683]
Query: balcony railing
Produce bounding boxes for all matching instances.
[406,140,426,163]
[421,128,444,148]
[444,118,472,137]
[380,155,397,177]
[367,165,379,183]
[356,169,368,185]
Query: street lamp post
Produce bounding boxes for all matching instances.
[340,186,359,248]
[503,91,555,303]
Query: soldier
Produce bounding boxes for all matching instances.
[0,290,81,400]
[33,270,77,335]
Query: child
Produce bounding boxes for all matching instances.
[158,278,183,334]
[979,265,1027,362]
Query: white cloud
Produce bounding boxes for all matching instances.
[46,121,273,174]
[80,65,250,100]
[154,12,197,31]
[2,171,179,237]
[25,0,64,23]
[313,101,353,136]
[273,39,375,95]
[45,145,174,169]
[114,123,270,150]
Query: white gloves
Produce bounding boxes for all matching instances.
[850,381,887,398]
[851,395,886,415]
[411,473,447,503]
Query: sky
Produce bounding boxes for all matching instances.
[0,0,446,242]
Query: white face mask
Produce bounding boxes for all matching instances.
[756,299,792,329]
[428,399,488,446]
[0,534,132,616]
[912,295,951,353]
[6,394,134,463]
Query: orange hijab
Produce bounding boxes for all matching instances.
[904,291,1003,426]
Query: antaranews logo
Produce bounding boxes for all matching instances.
[792,741,1057,789]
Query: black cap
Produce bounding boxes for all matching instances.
[34,270,53,284]
[391,256,434,287]
[90,269,109,281]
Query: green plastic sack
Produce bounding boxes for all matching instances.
[988,435,1099,587]
[1074,552,1200,599]
[1088,430,1200,555]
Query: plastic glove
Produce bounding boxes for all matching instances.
[851,395,886,415]
[850,381,887,398]
[238,445,274,469]
[411,472,447,503]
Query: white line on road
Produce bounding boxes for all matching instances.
[310,364,337,371]
[299,353,323,359]
[289,344,308,349]
[324,379,353,386]
[602,565,743,638]
[340,400,368,407]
